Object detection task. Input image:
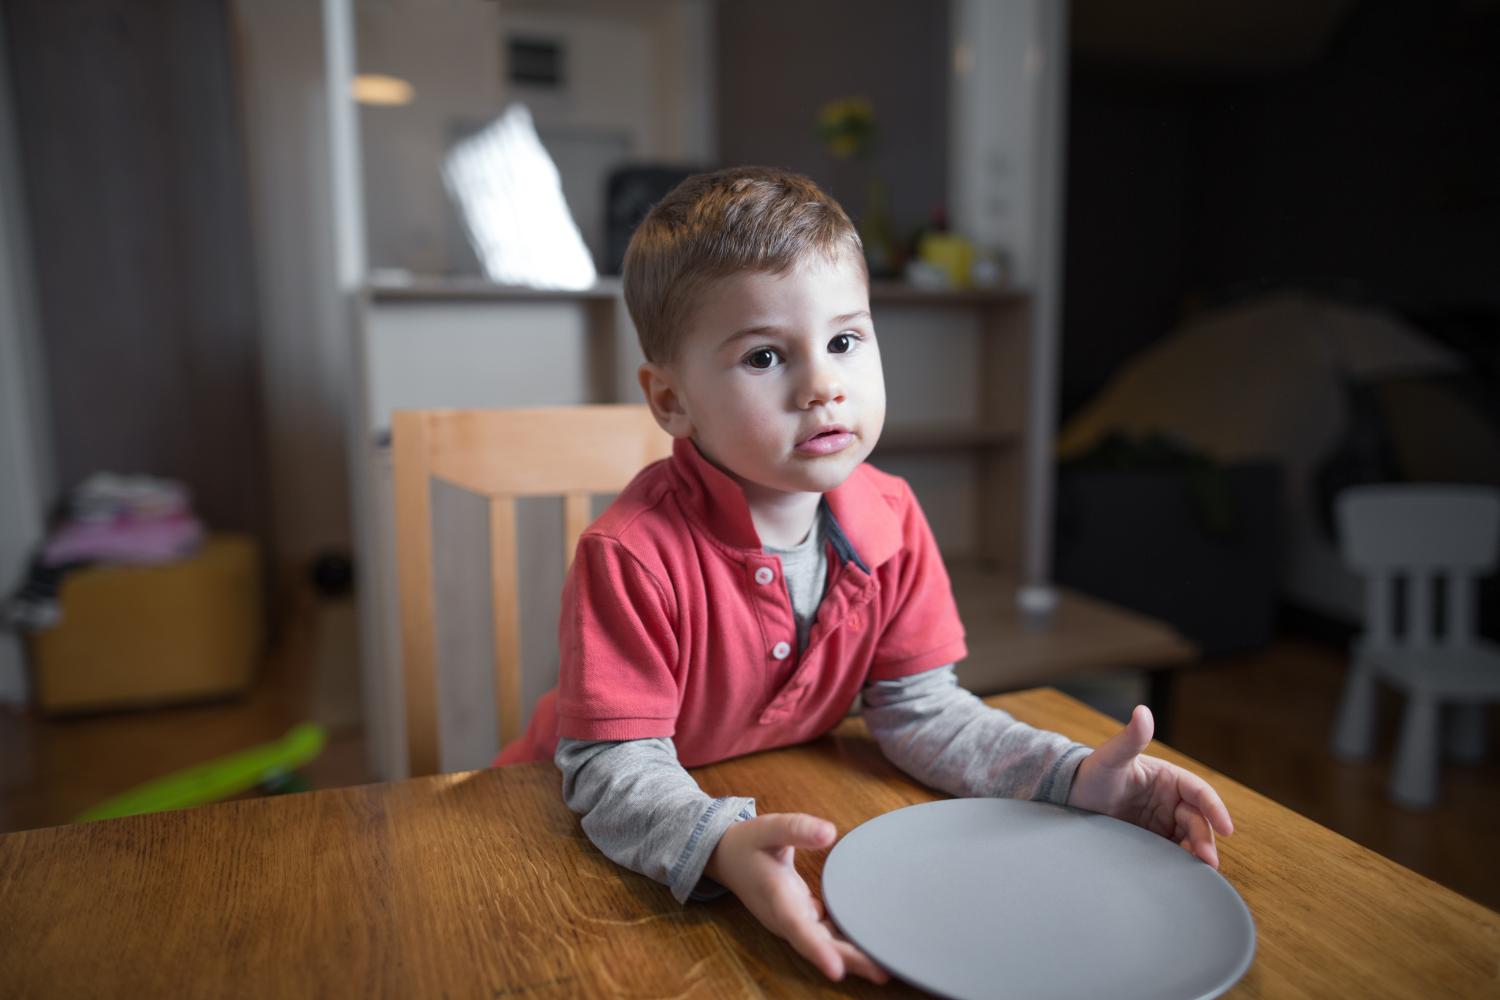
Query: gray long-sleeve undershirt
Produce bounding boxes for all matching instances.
[556,515,1092,904]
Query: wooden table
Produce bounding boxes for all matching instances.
[2,689,1496,998]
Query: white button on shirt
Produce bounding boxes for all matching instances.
[771,641,792,660]
[754,566,775,585]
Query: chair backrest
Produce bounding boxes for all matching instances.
[1336,484,1500,649]
[392,406,673,776]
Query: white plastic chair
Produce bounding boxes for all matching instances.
[1331,484,1500,809]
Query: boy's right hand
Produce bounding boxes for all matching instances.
[704,813,889,985]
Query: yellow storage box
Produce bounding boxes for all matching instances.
[28,535,264,713]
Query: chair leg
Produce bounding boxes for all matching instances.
[1332,657,1379,761]
[1445,703,1488,765]
[1391,695,1441,810]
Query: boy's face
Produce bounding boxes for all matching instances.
[640,249,885,504]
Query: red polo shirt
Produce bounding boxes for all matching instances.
[496,437,967,768]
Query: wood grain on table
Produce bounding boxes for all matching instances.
[1,689,1495,998]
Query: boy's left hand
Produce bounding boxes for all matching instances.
[1066,705,1234,868]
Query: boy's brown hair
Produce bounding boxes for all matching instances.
[622,166,865,363]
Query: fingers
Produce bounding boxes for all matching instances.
[743,813,837,852]
[783,916,845,981]
[1177,770,1235,837]
[1091,704,1155,769]
[757,847,887,985]
[1174,800,1219,869]
[1127,704,1155,750]
[826,924,891,984]
[738,818,870,984]
[762,873,844,981]
[783,911,889,984]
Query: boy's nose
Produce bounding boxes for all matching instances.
[798,363,845,408]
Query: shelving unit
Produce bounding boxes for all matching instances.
[867,281,1029,571]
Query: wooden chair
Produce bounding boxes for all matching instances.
[392,406,673,776]
[1331,484,1500,808]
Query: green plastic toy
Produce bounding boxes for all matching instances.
[75,723,327,823]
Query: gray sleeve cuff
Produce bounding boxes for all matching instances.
[1035,744,1092,805]
[675,799,758,903]
[556,736,756,905]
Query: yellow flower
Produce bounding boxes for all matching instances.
[816,96,877,159]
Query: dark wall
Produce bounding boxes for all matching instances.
[4,0,270,546]
[1061,67,1197,420]
[1189,3,1500,313]
[717,0,949,239]
[1062,0,1500,419]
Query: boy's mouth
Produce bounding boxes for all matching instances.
[795,425,854,456]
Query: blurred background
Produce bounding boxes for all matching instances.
[1,0,1496,911]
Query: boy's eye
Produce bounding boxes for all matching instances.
[744,348,782,370]
[829,333,858,354]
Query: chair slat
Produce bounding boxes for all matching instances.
[489,497,523,747]
[564,493,591,573]
[1446,572,1475,646]
[426,406,671,496]
[1366,572,1393,648]
[1408,570,1434,648]
[392,406,671,775]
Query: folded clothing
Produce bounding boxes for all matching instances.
[43,514,203,566]
[4,473,205,633]
[66,472,192,524]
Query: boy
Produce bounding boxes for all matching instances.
[500,167,1233,984]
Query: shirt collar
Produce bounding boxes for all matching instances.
[668,437,902,569]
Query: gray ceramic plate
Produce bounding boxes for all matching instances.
[822,798,1255,1000]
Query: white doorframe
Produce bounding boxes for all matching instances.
[320,0,400,779]
[1023,0,1070,590]
[949,0,1070,596]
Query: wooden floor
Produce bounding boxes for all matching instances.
[1167,635,1500,912]
[0,595,371,833]
[2,607,1496,912]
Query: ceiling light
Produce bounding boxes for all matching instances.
[353,74,414,106]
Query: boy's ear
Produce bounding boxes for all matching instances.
[638,362,695,439]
